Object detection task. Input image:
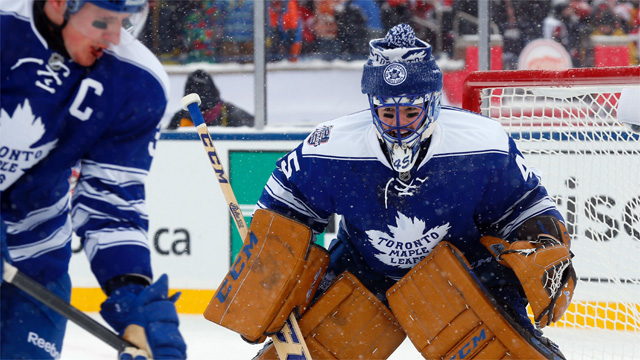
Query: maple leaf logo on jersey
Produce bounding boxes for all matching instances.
[366,212,451,269]
[0,100,57,190]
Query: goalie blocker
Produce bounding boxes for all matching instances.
[204,209,330,343]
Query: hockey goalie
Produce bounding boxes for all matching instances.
[204,23,576,360]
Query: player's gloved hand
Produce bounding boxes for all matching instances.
[100,274,187,359]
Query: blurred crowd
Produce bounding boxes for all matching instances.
[138,0,640,67]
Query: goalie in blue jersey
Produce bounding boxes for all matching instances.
[207,24,576,360]
[0,1,185,359]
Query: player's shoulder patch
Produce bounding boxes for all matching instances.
[307,125,333,147]
[301,110,380,162]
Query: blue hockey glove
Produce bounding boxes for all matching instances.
[100,274,187,359]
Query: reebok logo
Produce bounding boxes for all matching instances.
[27,332,60,359]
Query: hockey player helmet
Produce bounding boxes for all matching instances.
[361,23,443,175]
[65,0,149,42]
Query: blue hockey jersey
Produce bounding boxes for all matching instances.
[257,106,563,286]
[0,1,170,287]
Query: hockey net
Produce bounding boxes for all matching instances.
[463,66,640,359]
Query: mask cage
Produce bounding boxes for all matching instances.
[369,92,439,148]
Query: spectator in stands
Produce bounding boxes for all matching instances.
[168,70,254,129]
[591,0,627,36]
[514,0,552,47]
[147,0,199,62]
[543,1,571,48]
[310,0,340,60]
[628,0,640,64]
[566,0,595,66]
[355,0,385,39]
[613,0,635,33]
[379,0,413,32]
[218,0,255,63]
[267,0,304,62]
[335,0,372,60]
[452,0,478,35]
[299,0,318,56]
[183,0,222,63]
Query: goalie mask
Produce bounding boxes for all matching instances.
[361,24,443,175]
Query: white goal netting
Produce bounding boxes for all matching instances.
[464,67,640,359]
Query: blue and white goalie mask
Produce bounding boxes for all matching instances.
[361,23,443,174]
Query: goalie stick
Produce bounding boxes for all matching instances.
[181,93,313,360]
[2,261,145,357]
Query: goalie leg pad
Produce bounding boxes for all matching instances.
[204,209,329,343]
[255,271,406,360]
[386,241,566,360]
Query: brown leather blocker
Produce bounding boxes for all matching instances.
[256,272,407,360]
[386,241,564,360]
[480,234,576,329]
[203,209,329,343]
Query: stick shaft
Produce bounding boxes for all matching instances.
[184,97,312,360]
[186,102,248,239]
[2,261,133,352]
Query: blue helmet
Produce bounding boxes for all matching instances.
[361,24,443,176]
[67,0,147,14]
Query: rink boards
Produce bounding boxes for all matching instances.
[67,128,640,331]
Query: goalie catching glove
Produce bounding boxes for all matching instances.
[480,216,577,328]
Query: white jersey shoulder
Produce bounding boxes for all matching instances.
[0,0,30,17]
[301,110,386,162]
[427,106,509,159]
[108,33,170,100]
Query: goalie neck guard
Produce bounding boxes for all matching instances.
[361,23,443,176]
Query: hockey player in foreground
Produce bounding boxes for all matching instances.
[0,0,186,359]
[205,24,576,359]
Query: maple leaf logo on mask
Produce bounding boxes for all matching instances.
[366,212,451,269]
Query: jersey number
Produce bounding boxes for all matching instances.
[516,154,532,181]
[281,152,300,179]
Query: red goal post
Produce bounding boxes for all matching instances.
[462,66,640,358]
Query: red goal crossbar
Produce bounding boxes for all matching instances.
[462,66,640,114]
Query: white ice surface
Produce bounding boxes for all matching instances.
[61,314,640,360]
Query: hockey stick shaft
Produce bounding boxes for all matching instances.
[2,261,135,353]
[183,101,248,238]
[182,94,313,360]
